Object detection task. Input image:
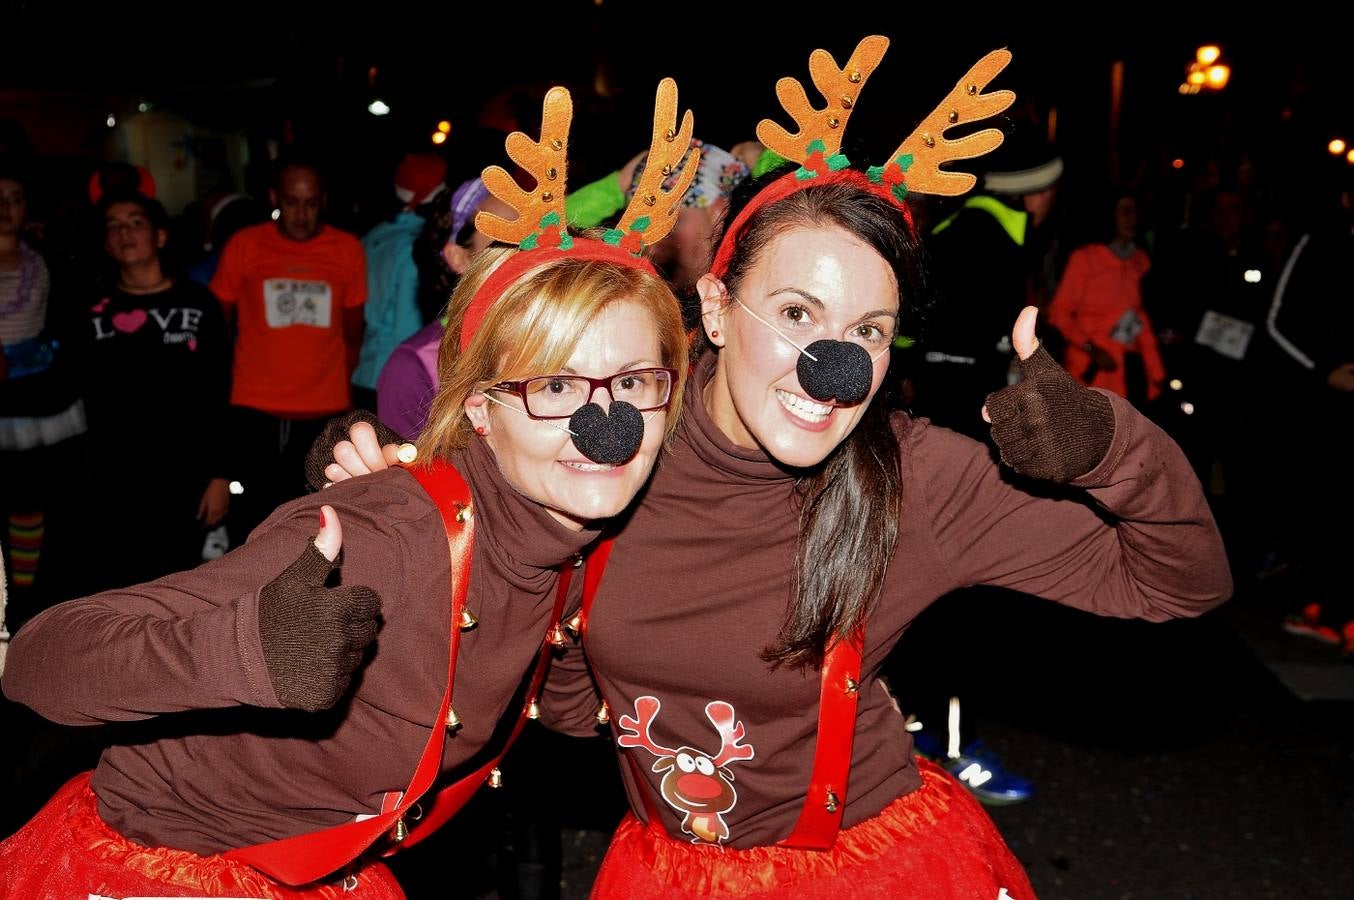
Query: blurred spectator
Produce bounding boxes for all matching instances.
[73,191,231,592]
[1046,193,1166,407]
[378,177,510,439]
[0,164,85,603]
[351,152,446,411]
[209,151,366,541]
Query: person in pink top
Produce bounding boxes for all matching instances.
[1046,193,1167,405]
[376,177,512,440]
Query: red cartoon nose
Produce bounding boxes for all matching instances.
[676,773,724,799]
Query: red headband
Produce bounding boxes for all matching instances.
[459,241,659,352]
[710,167,915,279]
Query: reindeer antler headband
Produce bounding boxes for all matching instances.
[460,79,699,351]
[711,38,1016,278]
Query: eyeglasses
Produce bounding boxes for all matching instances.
[490,367,678,420]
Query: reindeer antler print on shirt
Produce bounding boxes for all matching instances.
[615,696,758,844]
[617,695,676,759]
[706,701,755,768]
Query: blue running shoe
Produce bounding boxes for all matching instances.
[907,698,1034,806]
[939,740,1035,806]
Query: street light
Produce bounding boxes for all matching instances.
[1330,139,1347,156]
[1184,45,1229,94]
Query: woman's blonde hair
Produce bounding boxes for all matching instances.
[417,244,688,463]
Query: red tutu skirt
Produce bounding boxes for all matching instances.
[0,772,404,899]
[590,756,1035,899]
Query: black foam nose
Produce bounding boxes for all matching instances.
[796,340,873,404]
[568,402,646,464]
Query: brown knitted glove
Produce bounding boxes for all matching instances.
[303,410,406,492]
[983,342,1115,483]
[258,508,382,712]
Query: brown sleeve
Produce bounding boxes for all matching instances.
[910,391,1233,620]
[536,576,606,739]
[2,489,403,726]
[537,640,607,739]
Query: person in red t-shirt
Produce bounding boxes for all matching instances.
[211,152,367,541]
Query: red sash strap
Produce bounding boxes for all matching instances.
[578,538,864,850]
[226,460,572,884]
[223,460,473,884]
[398,558,572,849]
[775,633,862,849]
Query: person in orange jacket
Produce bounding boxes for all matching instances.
[1047,193,1167,404]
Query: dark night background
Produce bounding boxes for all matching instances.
[4,4,1351,235]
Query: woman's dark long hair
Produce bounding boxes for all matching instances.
[704,168,930,668]
[412,185,460,323]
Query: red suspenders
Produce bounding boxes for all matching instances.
[226,460,572,885]
[577,537,863,850]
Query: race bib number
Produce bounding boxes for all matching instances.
[262,279,332,328]
[1110,308,1143,345]
[1194,310,1253,361]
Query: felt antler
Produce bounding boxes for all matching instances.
[879,49,1016,197]
[615,78,699,245]
[756,35,890,165]
[476,87,573,245]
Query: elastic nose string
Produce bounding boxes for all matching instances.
[483,391,579,436]
[730,297,891,364]
[730,298,819,361]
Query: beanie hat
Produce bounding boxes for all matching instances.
[395,153,447,209]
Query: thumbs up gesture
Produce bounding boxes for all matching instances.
[980,307,1115,483]
[258,506,382,712]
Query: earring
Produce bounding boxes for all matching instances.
[475,426,486,436]
[711,330,719,338]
